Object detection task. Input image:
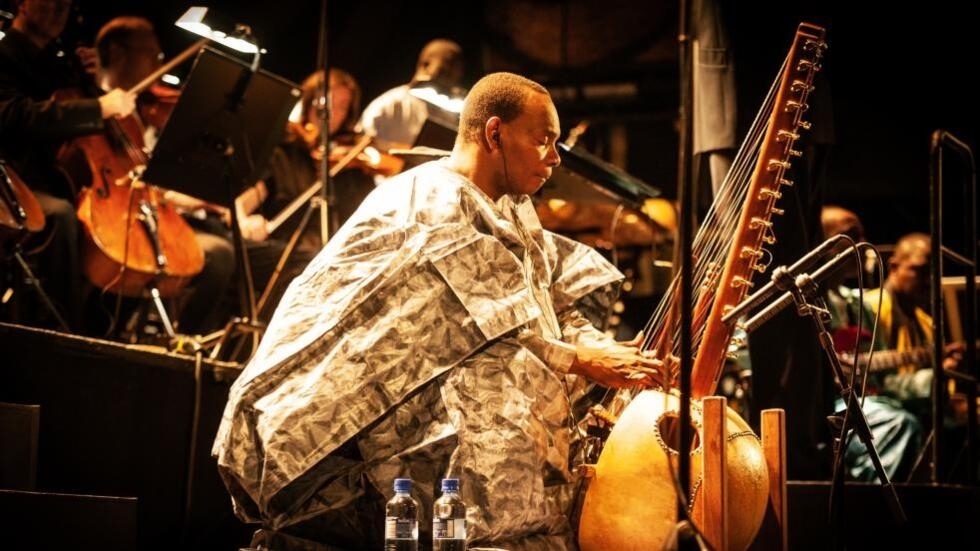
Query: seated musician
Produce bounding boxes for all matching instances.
[856,230,967,477]
[821,205,952,482]
[94,15,320,335]
[213,72,663,550]
[93,15,236,337]
[0,0,135,333]
[260,67,385,255]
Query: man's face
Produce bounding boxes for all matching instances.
[127,33,162,77]
[18,0,71,41]
[890,251,930,305]
[496,91,562,197]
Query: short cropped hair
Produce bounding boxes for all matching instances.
[94,16,156,68]
[457,72,549,145]
[411,38,463,86]
[821,205,864,241]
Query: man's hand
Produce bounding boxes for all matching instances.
[570,332,664,389]
[98,88,136,120]
[75,46,100,79]
[943,340,967,371]
[239,213,270,242]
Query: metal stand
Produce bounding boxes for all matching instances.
[202,146,263,361]
[674,0,697,543]
[315,0,333,246]
[0,159,68,332]
[4,246,70,332]
[928,130,977,484]
[132,194,177,340]
[255,135,371,317]
[772,265,906,548]
[140,46,300,361]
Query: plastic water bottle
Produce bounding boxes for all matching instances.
[385,478,419,551]
[432,477,467,550]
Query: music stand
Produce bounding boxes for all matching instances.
[413,108,458,151]
[142,46,300,356]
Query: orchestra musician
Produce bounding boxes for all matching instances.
[89,15,235,337]
[93,15,321,335]
[820,205,924,482]
[358,38,466,153]
[260,66,386,253]
[858,231,968,479]
[0,0,135,333]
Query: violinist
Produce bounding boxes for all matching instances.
[0,0,135,333]
[260,66,383,253]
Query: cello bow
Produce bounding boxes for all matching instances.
[126,38,208,97]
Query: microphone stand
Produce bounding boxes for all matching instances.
[771,267,907,549]
[252,0,332,321]
[674,1,696,544]
[315,0,333,243]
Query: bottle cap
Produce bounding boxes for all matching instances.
[441,478,460,492]
[394,478,413,493]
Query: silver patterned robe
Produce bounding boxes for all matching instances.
[212,160,626,550]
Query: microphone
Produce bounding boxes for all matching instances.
[721,234,849,325]
[740,245,858,333]
[771,264,810,316]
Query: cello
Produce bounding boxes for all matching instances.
[1,160,73,331]
[577,23,827,551]
[57,40,207,298]
[0,160,45,253]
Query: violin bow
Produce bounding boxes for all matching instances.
[265,133,374,235]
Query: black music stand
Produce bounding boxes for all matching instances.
[545,143,662,208]
[142,46,300,357]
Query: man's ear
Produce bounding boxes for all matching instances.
[486,117,502,149]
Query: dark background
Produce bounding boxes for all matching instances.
[1,3,977,546]
[8,0,977,250]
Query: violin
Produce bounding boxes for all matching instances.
[0,160,45,254]
[265,133,397,235]
[290,123,405,178]
[326,141,404,178]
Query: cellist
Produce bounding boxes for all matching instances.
[94,16,316,333]
[0,0,135,333]
[92,15,236,337]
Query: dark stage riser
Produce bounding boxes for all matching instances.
[0,322,252,550]
[782,480,980,548]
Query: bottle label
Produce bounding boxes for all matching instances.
[433,518,466,539]
[385,517,418,539]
